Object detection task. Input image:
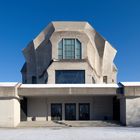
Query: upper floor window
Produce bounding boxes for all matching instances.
[58,38,82,59]
[55,70,85,84]
[103,76,107,83]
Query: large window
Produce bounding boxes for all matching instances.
[55,70,85,84]
[58,38,82,59]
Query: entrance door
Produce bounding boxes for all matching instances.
[51,104,62,120]
[79,103,90,120]
[65,103,76,120]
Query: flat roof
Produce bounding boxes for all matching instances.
[0,82,18,87]
[20,84,119,88]
[120,82,140,86]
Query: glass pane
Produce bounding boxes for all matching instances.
[58,39,82,60]
[65,104,76,120]
[51,104,62,120]
[79,103,90,120]
[64,39,75,59]
[55,70,85,84]
[75,39,81,59]
[58,40,63,59]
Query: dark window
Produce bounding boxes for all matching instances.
[55,70,85,84]
[32,76,37,84]
[103,76,107,83]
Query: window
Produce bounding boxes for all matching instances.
[55,70,85,84]
[103,76,107,83]
[58,38,82,59]
[32,76,37,84]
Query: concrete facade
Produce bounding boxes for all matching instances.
[0,83,140,127]
[0,22,140,128]
[26,96,113,121]
[21,22,117,84]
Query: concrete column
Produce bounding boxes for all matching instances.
[62,103,65,120]
[120,97,126,125]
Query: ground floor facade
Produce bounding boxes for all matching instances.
[0,82,140,127]
[22,96,119,122]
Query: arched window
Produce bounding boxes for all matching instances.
[58,38,82,59]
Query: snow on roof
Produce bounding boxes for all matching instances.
[20,84,119,88]
[120,82,140,86]
[0,82,18,87]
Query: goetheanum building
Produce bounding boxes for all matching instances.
[0,22,140,127]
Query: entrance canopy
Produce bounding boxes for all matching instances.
[18,84,119,97]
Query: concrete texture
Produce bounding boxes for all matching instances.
[125,97,140,126]
[0,83,20,127]
[18,121,121,128]
[21,21,117,84]
[0,82,140,127]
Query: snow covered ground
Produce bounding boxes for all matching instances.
[0,127,140,140]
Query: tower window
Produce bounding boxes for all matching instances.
[32,76,37,84]
[103,76,107,83]
[58,38,82,59]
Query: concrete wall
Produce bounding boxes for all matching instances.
[125,97,140,126]
[47,61,101,84]
[0,83,20,127]
[0,98,20,127]
[93,96,113,120]
[27,97,47,121]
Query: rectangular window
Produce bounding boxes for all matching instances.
[58,40,63,59]
[55,70,85,84]
[64,39,75,59]
[58,38,81,60]
[103,76,107,83]
[32,76,37,84]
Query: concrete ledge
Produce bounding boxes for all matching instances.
[18,84,119,96]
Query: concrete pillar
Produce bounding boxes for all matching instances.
[120,97,126,125]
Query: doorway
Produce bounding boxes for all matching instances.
[79,103,90,120]
[51,104,62,120]
[65,103,76,120]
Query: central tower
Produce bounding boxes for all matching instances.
[21,22,117,84]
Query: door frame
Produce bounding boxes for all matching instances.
[79,103,90,120]
[65,103,76,120]
[51,103,62,120]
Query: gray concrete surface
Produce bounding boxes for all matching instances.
[0,127,140,140]
[18,120,121,128]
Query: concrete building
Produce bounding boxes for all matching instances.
[0,22,140,127]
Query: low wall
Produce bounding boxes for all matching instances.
[126,97,140,126]
[0,83,20,127]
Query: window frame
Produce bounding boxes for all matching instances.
[55,70,85,84]
[58,38,82,60]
